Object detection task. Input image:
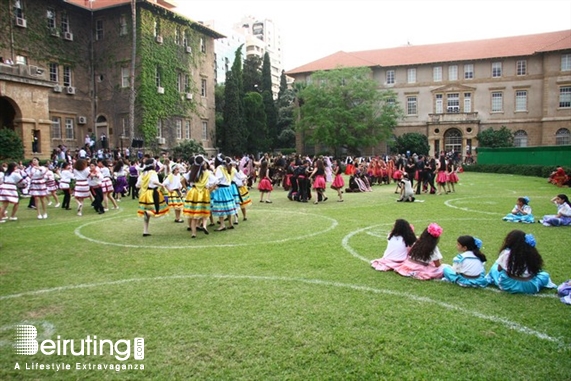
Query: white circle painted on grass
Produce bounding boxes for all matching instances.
[74,209,338,249]
[0,274,563,346]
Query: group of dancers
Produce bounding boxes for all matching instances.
[370,219,559,295]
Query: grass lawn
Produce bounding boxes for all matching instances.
[0,172,570,380]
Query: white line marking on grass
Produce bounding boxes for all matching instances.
[0,275,564,346]
[74,211,339,249]
[444,197,504,216]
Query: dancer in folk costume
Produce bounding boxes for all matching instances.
[44,163,60,207]
[371,219,417,271]
[113,159,128,202]
[98,159,118,210]
[231,159,252,222]
[446,160,459,193]
[211,154,238,231]
[59,161,74,210]
[163,164,184,223]
[183,155,215,237]
[503,196,534,223]
[257,160,274,203]
[309,158,328,204]
[88,162,105,214]
[27,157,49,219]
[435,154,448,195]
[393,223,445,280]
[324,156,333,184]
[486,230,556,294]
[330,159,345,202]
[0,162,27,222]
[344,156,355,175]
[136,158,170,236]
[73,158,91,216]
[442,235,488,288]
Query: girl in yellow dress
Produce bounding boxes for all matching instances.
[136,158,169,236]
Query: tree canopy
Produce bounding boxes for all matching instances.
[296,67,403,156]
[476,126,514,148]
[392,132,430,155]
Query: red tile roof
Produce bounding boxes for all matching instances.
[66,0,131,10]
[287,29,571,75]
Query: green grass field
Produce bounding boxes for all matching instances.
[0,172,570,380]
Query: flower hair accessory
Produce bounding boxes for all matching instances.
[522,196,530,204]
[473,237,483,250]
[427,223,443,238]
[525,233,536,248]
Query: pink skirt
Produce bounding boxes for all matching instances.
[257,177,273,192]
[394,258,443,280]
[436,171,448,184]
[331,174,345,189]
[312,175,326,190]
[371,257,404,271]
[448,172,459,183]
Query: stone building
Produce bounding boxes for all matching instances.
[0,0,223,159]
[286,30,571,158]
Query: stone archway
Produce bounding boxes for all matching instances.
[444,128,463,155]
[95,115,108,149]
[0,96,18,129]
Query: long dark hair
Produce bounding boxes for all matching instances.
[187,156,205,183]
[557,194,571,208]
[389,219,417,247]
[6,162,18,176]
[408,229,439,262]
[457,235,486,262]
[259,160,269,178]
[499,230,543,277]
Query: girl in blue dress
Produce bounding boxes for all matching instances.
[486,230,556,294]
[539,194,571,226]
[442,235,488,287]
[502,196,534,223]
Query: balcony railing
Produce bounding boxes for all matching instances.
[428,112,479,124]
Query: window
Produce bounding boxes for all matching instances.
[464,93,472,113]
[406,96,417,115]
[514,130,528,147]
[559,86,571,108]
[464,64,474,79]
[492,62,502,78]
[63,66,71,86]
[176,120,182,139]
[156,120,162,138]
[491,92,503,112]
[95,19,103,40]
[51,117,61,140]
[447,93,460,113]
[14,0,24,18]
[177,73,182,92]
[515,90,527,111]
[119,15,127,36]
[174,28,180,45]
[444,128,462,153]
[407,68,416,83]
[200,38,206,53]
[516,60,527,76]
[61,13,70,33]
[556,128,571,145]
[185,120,190,139]
[121,117,128,137]
[47,8,56,29]
[386,70,395,85]
[121,67,129,88]
[183,30,189,47]
[201,121,208,140]
[201,78,207,97]
[49,63,58,82]
[562,54,571,71]
[184,74,190,93]
[433,66,442,82]
[448,65,458,81]
[155,66,161,87]
[435,94,443,114]
[16,55,27,65]
[153,19,160,37]
[65,118,74,139]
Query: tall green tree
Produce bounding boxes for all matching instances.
[476,126,514,148]
[243,92,268,153]
[392,132,430,155]
[243,55,262,94]
[221,46,246,155]
[261,52,277,149]
[276,71,296,149]
[296,67,403,156]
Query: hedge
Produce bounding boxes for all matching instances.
[462,164,571,178]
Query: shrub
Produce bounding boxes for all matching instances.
[0,127,25,161]
[462,164,571,178]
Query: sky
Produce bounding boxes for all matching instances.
[174,0,571,71]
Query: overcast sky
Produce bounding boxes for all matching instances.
[175,0,571,71]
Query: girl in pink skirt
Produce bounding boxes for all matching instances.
[257,160,273,203]
[371,219,417,271]
[309,158,328,204]
[330,159,345,202]
[394,222,444,280]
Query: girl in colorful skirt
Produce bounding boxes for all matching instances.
[485,230,556,294]
[59,162,74,210]
[446,161,459,193]
[44,164,60,208]
[257,160,273,203]
[211,154,238,231]
[98,159,118,211]
[309,158,328,204]
[232,161,252,222]
[394,222,444,280]
[27,157,48,219]
[442,235,488,287]
[330,159,345,202]
[503,196,534,223]
[0,162,27,222]
[371,219,417,271]
[163,164,184,223]
[539,194,571,226]
[73,158,91,216]
[435,154,448,195]
[136,158,169,236]
[183,156,214,237]
[113,159,128,202]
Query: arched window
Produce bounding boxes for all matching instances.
[556,128,571,145]
[514,130,528,147]
[444,128,462,154]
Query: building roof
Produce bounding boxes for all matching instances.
[287,29,571,75]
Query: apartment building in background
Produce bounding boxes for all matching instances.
[0,0,223,158]
[286,30,571,158]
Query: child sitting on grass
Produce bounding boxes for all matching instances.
[502,196,534,223]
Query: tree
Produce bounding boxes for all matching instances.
[243,55,262,93]
[261,53,277,149]
[296,67,403,156]
[392,133,429,155]
[0,127,25,161]
[243,92,268,153]
[170,139,206,162]
[476,126,514,148]
[221,46,246,155]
